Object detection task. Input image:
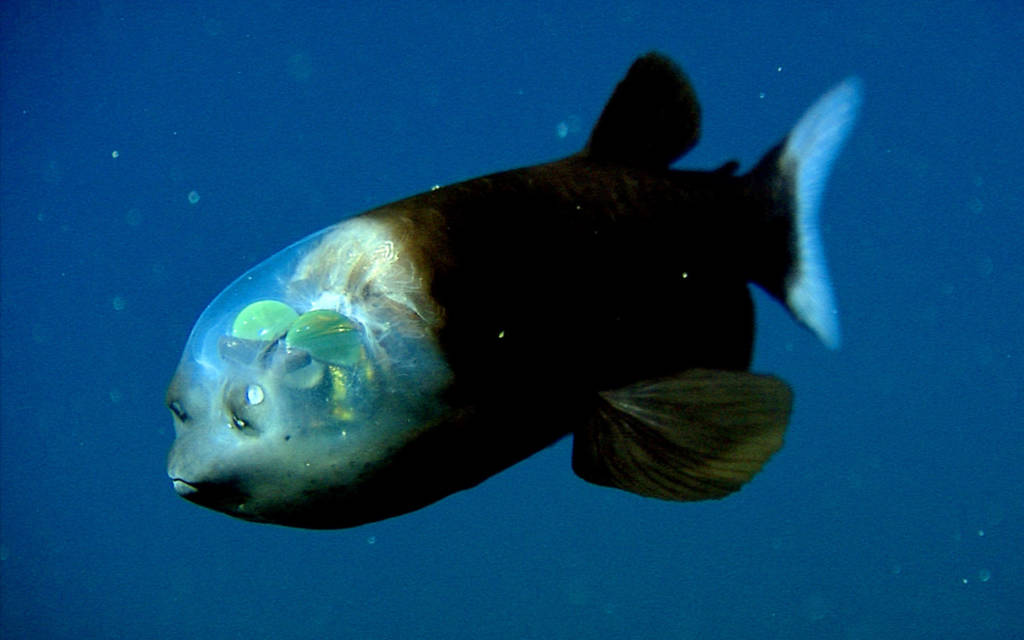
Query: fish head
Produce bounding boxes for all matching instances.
[166,215,452,527]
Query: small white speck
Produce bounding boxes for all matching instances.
[245,384,265,406]
[111,150,119,158]
[188,190,200,204]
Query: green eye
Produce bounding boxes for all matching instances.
[232,300,299,341]
[285,309,363,366]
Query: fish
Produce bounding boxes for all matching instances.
[165,53,861,529]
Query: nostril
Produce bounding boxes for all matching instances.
[168,400,189,422]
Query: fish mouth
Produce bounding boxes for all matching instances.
[172,478,199,496]
[170,477,249,516]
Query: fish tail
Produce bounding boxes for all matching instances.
[747,78,862,349]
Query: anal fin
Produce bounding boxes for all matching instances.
[572,369,792,501]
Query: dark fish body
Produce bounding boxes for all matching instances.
[166,54,860,528]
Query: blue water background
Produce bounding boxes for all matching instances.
[2,2,1021,638]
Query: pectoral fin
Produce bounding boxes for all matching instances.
[572,369,792,501]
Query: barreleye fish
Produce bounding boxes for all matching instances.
[166,53,860,529]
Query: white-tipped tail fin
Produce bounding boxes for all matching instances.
[780,78,862,349]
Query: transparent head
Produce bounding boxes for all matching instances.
[166,214,452,526]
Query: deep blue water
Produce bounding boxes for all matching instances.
[2,2,1021,638]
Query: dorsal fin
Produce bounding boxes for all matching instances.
[584,52,701,169]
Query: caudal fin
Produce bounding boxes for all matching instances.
[749,79,862,349]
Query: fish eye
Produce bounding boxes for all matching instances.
[285,309,364,367]
[223,303,367,372]
[231,300,298,342]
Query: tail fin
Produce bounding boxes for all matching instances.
[749,79,862,349]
